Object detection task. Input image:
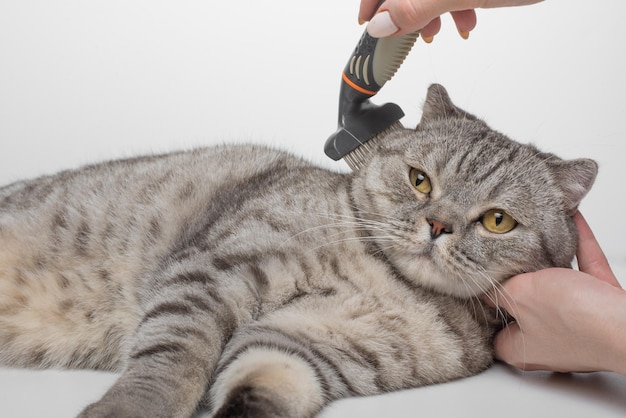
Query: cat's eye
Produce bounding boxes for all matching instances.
[481,209,517,234]
[409,168,432,194]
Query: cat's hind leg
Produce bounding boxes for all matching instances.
[211,346,326,418]
[207,315,359,418]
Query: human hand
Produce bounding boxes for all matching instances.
[573,210,621,288]
[485,212,626,375]
[359,0,544,39]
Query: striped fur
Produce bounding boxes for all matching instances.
[0,84,597,417]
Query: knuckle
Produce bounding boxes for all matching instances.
[392,0,429,28]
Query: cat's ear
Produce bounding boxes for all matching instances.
[548,158,598,216]
[418,84,478,125]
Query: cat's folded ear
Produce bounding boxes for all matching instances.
[417,84,479,127]
[548,158,598,216]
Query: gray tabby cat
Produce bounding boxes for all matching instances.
[0,84,597,418]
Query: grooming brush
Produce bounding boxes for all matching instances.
[324,8,419,171]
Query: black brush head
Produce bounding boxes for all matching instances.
[324,79,404,162]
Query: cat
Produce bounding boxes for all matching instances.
[0,84,597,418]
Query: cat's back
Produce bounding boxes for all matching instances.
[0,144,312,211]
[0,144,335,267]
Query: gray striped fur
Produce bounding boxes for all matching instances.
[0,85,597,417]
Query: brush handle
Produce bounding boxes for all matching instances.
[342,24,419,98]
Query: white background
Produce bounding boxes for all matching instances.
[1,1,626,259]
[1,1,625,417]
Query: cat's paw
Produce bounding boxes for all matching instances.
[78,399,162,418]
[212,385,291,418]
[78,401,136,418]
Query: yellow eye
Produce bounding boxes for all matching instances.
[481,209,518,234]
[409,168,432,194]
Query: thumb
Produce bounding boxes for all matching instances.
[574,211,621,288]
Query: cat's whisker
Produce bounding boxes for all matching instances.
[468,265,531,372]
[472,270,512,321]
[308,235,398,253]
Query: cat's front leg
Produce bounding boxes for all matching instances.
[78,343,211,418]
[79,264,257,418]
[78,344,211,418]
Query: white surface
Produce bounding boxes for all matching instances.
[1,363,625,418]
[1,0,626,417]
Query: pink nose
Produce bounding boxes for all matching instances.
[427,219,451,239]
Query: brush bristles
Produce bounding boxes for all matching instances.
[343,122,404,171]
[344,135,387,171]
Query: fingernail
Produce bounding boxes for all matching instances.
[458,30,470,40]
[358,17,366,25]
[366,11,399,38]
[422,35,434,44]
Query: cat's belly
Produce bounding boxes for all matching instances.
[0,220,141,370]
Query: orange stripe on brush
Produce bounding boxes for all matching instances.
[342,72,376,96]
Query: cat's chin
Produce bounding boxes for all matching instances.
[389,253,484,299]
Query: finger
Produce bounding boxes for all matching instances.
[493,323,540,371]
[481,289,516,325]
[421,10,476,40]
[493,323,520,364]
[574,211,621,288]
[482,272,531,318]
[359,0,383,23]
[419,17,441,39]
[449,10,477,38]
[482,0,544,7]
[374,0,459,36]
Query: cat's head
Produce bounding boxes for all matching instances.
[351,84,598,298]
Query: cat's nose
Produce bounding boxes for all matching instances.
[427,219,452,239]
